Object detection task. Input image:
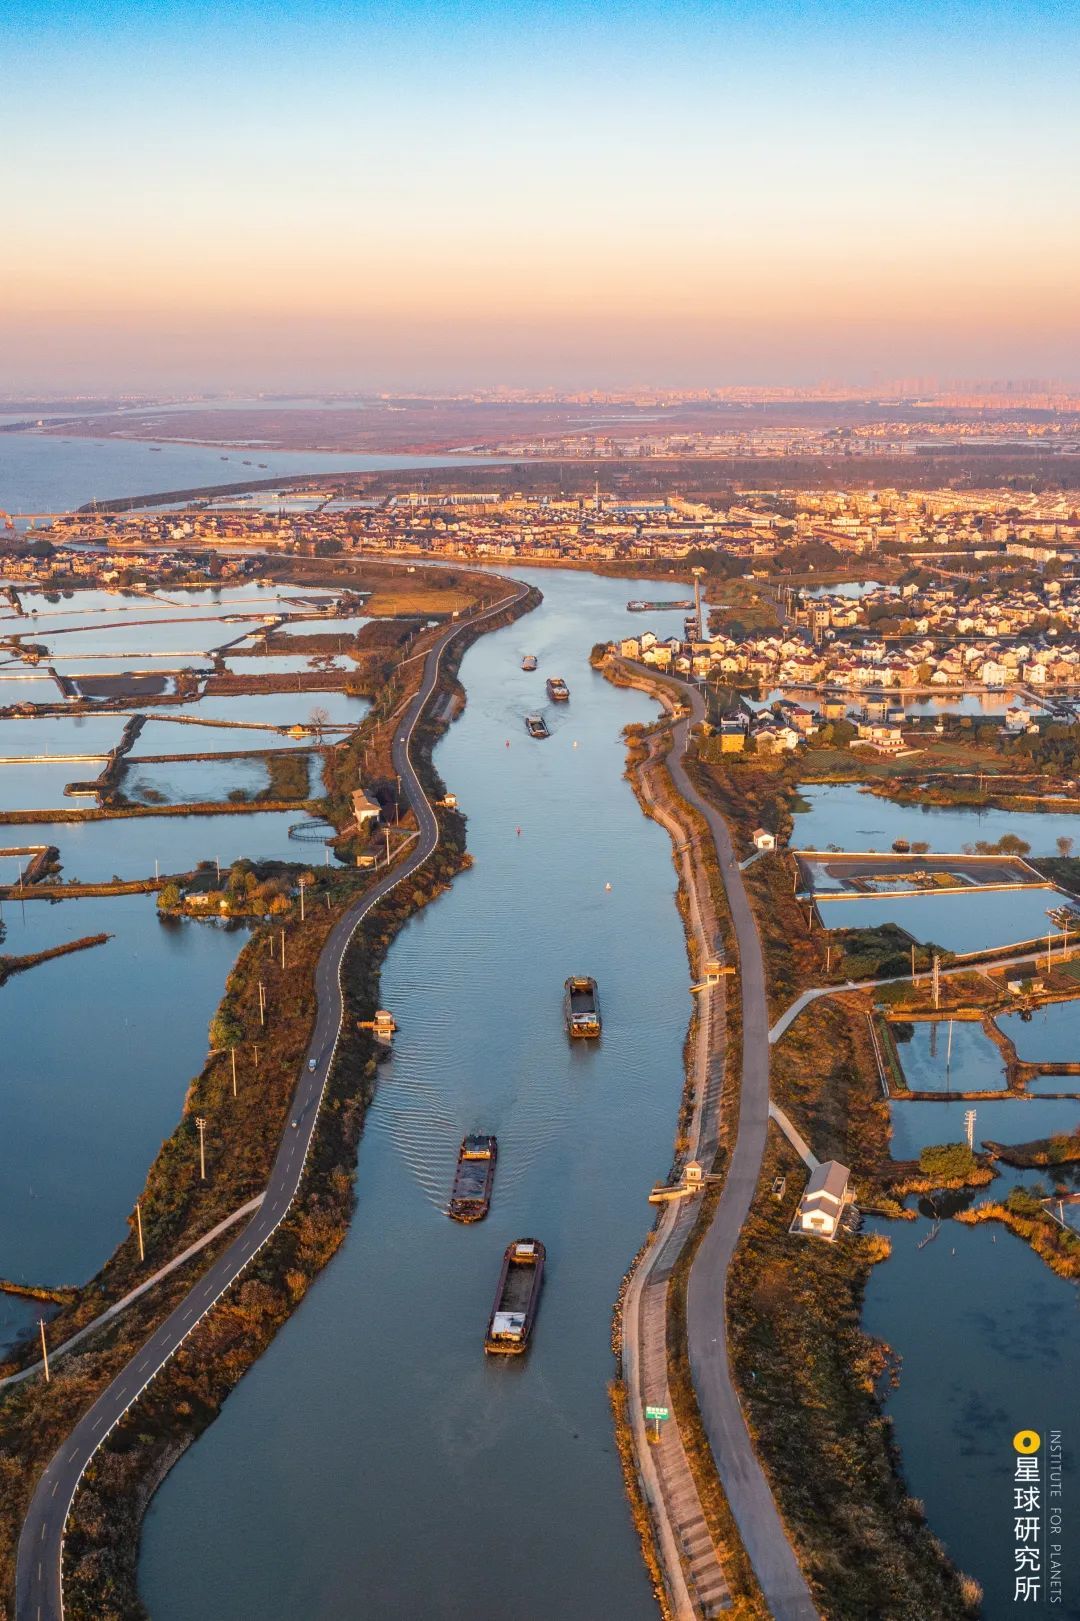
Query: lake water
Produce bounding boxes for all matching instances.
[999,1001,1080,1063]
[139,569,695,1621]
[794,783,1080,856]
[817,885,1066,954]
[862,1218,1080,1620]
[161,691,368,730]
[0,895,248,1285]
[0,434,502,515]
[893,1019,1008,1091]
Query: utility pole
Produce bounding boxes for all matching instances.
[231,1046,237,1097]
[932,953,940,1010]
[280,930,286,969]
[910,943,916,982]
[258,981,266,1025]
[39,1319,49,1383]
[384,827,391,867]
[299,880,306,922]
[196,1116,207,1181]
[135,1200,144,1262]
[253,1044,259,1068]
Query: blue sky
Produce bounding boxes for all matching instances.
[2,0,1077,390]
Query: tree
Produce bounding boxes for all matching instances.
[1057,835,1074,859]
[209,1006,242,1050]
[918,1142,977,1180]
[309,704,330,740]
[157,882,181,911]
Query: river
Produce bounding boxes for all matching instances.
[139,570,692,1620]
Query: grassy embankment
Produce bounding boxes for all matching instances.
[0,933,110,985]
[0,577,537,1619]
[601,668,769,1618]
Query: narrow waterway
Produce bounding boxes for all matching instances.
[140,570,693,1619]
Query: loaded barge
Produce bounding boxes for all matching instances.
[521,654,538,671]
[448,1134,497,1223]
[564,975,601,1038]
[525,713,550,739]
[484,1239,546,1354]
[546,676,570,702]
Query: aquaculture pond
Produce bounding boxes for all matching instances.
[892,1019,1008,1092]
[133,719,319,756]
[793,783,1080,856]
[817,885,1066,954]
[0,762,104,813]
[122,756,282,806]
[0,895,249,1284]
[999,1000,1080,1063]
[0,714,126,758]
[0,810,326,884]
[862,1218,1079,1620]
[219,654,350,676]
[163,690,369,729]
[888,1097,1080,1160]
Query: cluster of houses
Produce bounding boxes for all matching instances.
[613,618,1080,711]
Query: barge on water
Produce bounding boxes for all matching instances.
[484,1239,546,1354]
[564,975,601,1038]
[546,676,569,702]
[448,1134,497,1223]
[626,599,693,612]
[521,655,538,671]
[525,713,550,739]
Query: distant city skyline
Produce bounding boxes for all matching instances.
[3,0,1078,391]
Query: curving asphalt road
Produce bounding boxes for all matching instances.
[669,684,819,1621]
[15,583,528,1621]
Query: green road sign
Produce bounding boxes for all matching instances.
[645,1405,669,1420]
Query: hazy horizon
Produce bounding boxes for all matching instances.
[4,0,1078,393]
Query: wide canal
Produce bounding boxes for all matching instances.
[140,570,695,1619]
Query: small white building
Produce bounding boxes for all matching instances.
[796,1160,851,1239]
[351,789,381,828]
[752,828,776,852]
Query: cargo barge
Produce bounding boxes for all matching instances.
[448,1134,497,1223]
[484,1238,546,1354]
[521,655,538,671]
[525,713,550,739]
[626,599,693,612]
[546,676,569,702]
[564,975,601,1038]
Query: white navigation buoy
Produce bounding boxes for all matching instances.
[605,882,612,891]
[572,740,579,748]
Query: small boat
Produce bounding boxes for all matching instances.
[521,655,538,671]
[546,676,569,702]
[564,976,601,1038]
[484,1239,546,1354]
[525,713,549,739]
[448,1134,497,1223]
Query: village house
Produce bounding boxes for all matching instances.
[796,1160,851,1239]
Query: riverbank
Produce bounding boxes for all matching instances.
[2,575,537,1618]
[606,675,764,1619]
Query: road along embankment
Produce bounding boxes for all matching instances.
[601,659,773,1620]
[10,579,536,1621]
